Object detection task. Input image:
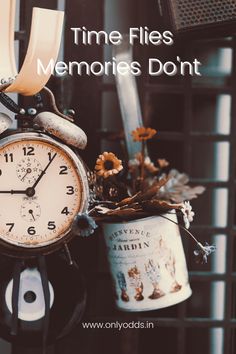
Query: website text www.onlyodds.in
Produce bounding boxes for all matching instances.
[81,320,155,330]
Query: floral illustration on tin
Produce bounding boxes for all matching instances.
[116,271,129,302]
[145,259,165,299]
[158,237,182,293]
[128,266,144,301]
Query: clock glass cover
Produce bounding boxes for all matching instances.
[0,133,88,249]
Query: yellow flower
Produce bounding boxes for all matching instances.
[131,127,157,142]
[95,152,123,178]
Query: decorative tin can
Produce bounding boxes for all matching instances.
[102,213,192,311]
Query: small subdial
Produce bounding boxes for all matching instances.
[16,157,42,184]
[21,201,41,222]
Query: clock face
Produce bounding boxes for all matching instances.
[0,134,88,249]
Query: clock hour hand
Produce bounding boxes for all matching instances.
[32,152,57,189]
[0,190,27,194]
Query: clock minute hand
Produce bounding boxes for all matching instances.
[0,153,57,197]
[32,152,57,189]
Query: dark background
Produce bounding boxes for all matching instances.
[3,0,236,353]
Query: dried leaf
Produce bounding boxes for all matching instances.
[95,204,142,217]
[95,206,111,215]
[142,199,183,213]
[106,208,143,217]
[134,177,170,203]
[158,169,205,203]
[94,211,149,222]
[116,192,142,207]
[163,185,205,203]
[122,202,141,210]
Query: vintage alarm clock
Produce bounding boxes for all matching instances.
[0,90,90,257]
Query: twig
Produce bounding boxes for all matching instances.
[159,214,199,245]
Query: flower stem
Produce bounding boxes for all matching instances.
[159,214,199,245]
[140,141,145,191]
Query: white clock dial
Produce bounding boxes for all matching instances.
[0,134,88,248]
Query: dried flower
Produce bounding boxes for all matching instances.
[109,187,118,198]
[158,169,205,203]
[159,214,216,264]
[131,127,157,142]
[157,158,169,168]
[87,170,97,186]
[95,152,123,179]
[194,242,216,264]
[92,127,206,253]
[95,185,104,199]
[95,206,111,215]
[181,201,195,229]
[73,213,98,237]
[86,171,98,204]
[129,152,159,174]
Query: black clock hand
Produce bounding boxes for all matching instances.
[0,154,57,197]
[29,209,35,221]
[32,153,57,189]
[21,168,32,181]
[0,190,27,194]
